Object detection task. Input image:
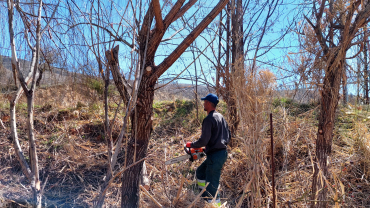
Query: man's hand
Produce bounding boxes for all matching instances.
[186,142,192,148]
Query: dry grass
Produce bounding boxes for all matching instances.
[0,83,370,207]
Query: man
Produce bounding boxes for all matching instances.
[186,93,230,206]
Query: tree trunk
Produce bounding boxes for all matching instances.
[216,10,222,97]
[192,45,199,120]
[357,54,361,104]
[10,95,32,182]
[27,93,42,208]
[120,76,155,208]
[365,30,369,104]
[342,74,348,106]
[228,0,243,138]
[94,61,113,208]
[36,69,43,87]
[311,63,343,208]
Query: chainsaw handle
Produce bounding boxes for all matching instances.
[183,147,193,162]
[184,146,191,155]
[184,147,206,162]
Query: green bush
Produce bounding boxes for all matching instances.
[16,102,27,112]
[89,103,100,111]
[87,78,104,95]
[273,98,318,116]
[174,99,194,118]
[76,101,86,109]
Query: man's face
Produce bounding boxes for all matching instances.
[203,100,210,111]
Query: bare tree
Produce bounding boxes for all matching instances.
[301,1,370,207]
[68,0,229,207]
[6,1,58,207]
[36,46,64,87]
[118,1,228,206]
[214,0,290,138]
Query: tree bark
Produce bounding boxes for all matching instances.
[27,93,41,207]
[311,64,343,208]
[225,0,243,139]
[364,29,369,104]
[342,73,348,106]
[36,68,43,87]
[216,10,222,97]
[121,75,155,208]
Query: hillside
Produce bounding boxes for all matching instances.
[0,55,213,101]
[0,84,369,207]
[0,56,73,90]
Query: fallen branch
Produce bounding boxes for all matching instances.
[0,119,5,129]
[187,182,209,208]
[140,185,163,208]
[236,172,255,208]
[173,175,186,205]
[94,157,147,207]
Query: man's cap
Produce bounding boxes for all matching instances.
[201,93,219,105]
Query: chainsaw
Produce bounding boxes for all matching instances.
[165,147,206,165]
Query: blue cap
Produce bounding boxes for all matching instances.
[201,93,219,106]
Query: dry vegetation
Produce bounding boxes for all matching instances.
[0,82,370,207]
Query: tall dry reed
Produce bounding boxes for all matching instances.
[227,67,276,207]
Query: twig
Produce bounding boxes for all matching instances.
[173,175,186,205]
[236,172,255,208]
[0,118,5,129]
[187,182,209,208]
[94,157,147,206]
[40,175,49,196]
[140,185,163,208]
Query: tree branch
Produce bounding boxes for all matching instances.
[316,0,327,20]
[348,1,370,37]
[8,1,29,92]
[153,0,228,80]
[163,0,186,27]
[139,2,154,49]
[152,0,164,31]
[304,14,329,56]
[171,0,198,24]
[68,23,134,49]
[161,27,184,42]
[41,1,60,34]
[105,45,131,105]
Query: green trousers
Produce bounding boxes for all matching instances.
[196,149,227,200]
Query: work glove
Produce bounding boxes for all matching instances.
[186,142,192,148]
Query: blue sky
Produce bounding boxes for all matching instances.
[0,0,365,97]
[0,0,300,86]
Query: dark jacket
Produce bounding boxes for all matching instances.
[191,110,230,154]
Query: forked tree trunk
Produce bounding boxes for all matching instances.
[6,0,58,206]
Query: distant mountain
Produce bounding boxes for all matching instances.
[154,83,215,100]
[0,55,75,90]
[2,56,318,103]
